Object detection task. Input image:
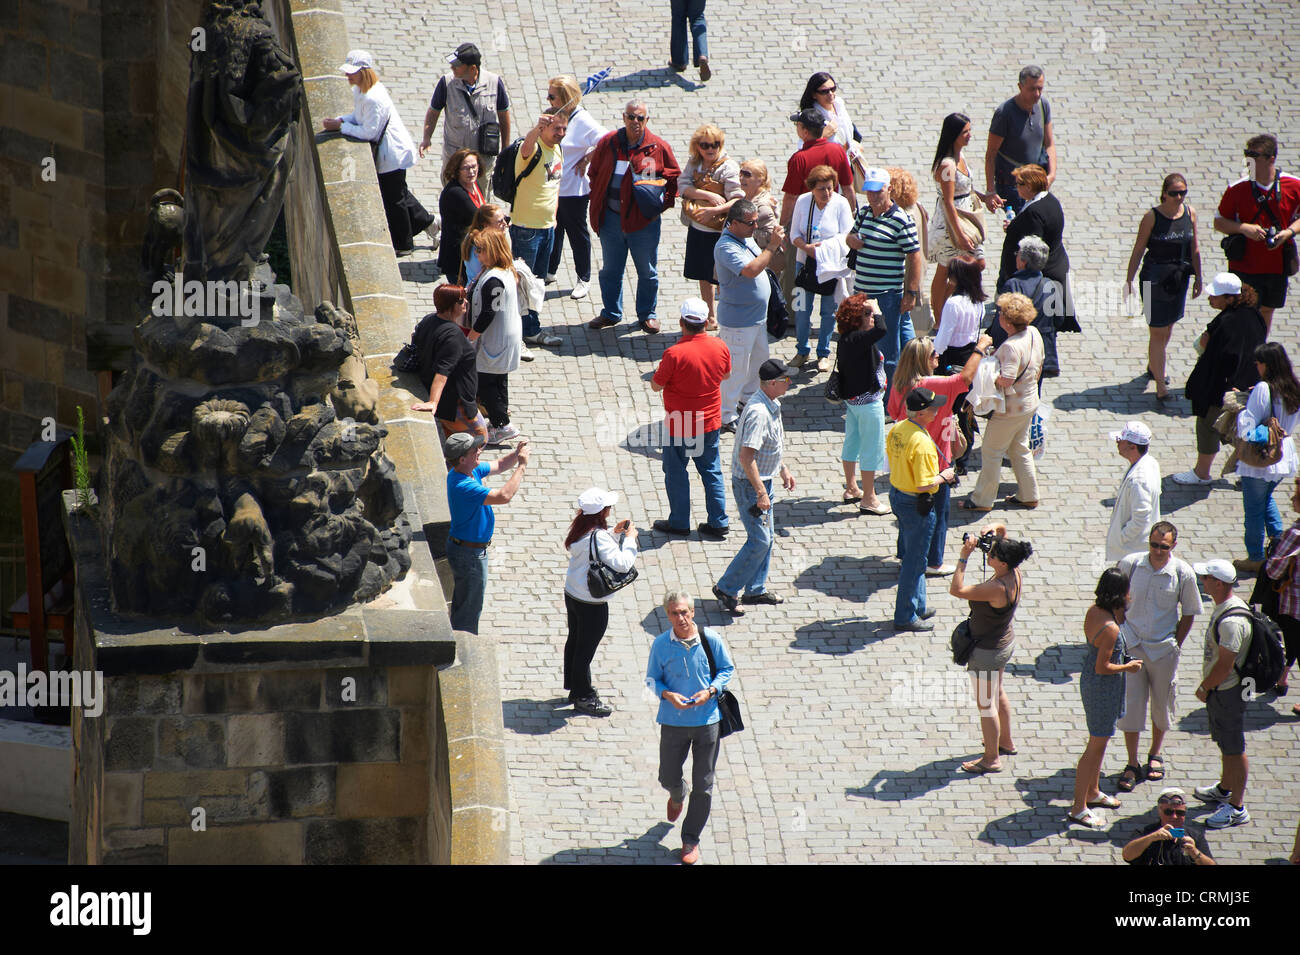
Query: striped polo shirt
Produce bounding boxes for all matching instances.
[851,202,919,294]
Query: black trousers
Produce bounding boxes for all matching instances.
[477,372,509,428]
[564,592,609,699]
[377,167,435,252]
[547,195,592,281]
[1280,614,1300,669]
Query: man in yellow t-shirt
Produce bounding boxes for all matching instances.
[887,387,955,631]
[510,107,567,346]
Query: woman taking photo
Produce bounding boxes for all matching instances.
[835,294,889,513]
[439,149,483,282]
[962,292,1044,512]
[323,50,435,256]
[1069,568,1144,827]
[1123,173,1203,401]
[545,74,606,299]
[929,113,993,317]
[1174,274,1267,486]
[468,230,523,444]
[679,124,743,328]
[1234,342,1300,575]
[950,524,1033,773]
[789,164,854,372]
[889,332,992,572]
[563,487,638,717]
[739,160,780,256]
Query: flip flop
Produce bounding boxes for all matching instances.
[1087,794,1121,809]
[959,499,993,512]
[1117,764,1141,792]
[960,759,1002,774]
[1144,755,1165,781]
[998,746,1018,756]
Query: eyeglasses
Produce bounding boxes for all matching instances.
[698,141,721,149]
[1244,150,1273,159]
[818,85,836,94]
[737,218,758,227]
[1148,541,1173,551]
[739,170,754,178]
[1166,189,1187,197]
[1159,808,1187,817]
[625,113,648,123]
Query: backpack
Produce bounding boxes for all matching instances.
[1214,605,1286,693]
[490,138,541,207]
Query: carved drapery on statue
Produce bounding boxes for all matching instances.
[183,0,302,283]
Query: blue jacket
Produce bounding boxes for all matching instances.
[645,627,734,726]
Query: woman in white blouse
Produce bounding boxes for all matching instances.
[1235,342,1300,575]
[789,165,854,373]
[323,50,435,256]
[563,488,639,717]
[545,75,607,299]
[799,72,860,155]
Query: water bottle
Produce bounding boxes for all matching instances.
[1004,206,1016,224]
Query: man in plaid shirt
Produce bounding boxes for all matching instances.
[1264,481,1300,711]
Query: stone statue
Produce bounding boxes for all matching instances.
[141,188,184,285]
[182,0,302,283]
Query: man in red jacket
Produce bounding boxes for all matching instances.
[586,98,682,335]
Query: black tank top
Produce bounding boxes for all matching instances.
[1143,208,1194,267]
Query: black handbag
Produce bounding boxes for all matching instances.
[585,530,638,598]
[699,628,744,738]
[794,198,837,295]
[765,267,789,339]
[951,618,978,665]
[457,85,501,156]
[1220,233,1247,262]
[824,346,842,403]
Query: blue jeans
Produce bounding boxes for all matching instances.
[598,213,660,324]
[890,486,937,626]
[509,224,553,337]
[446,540,489,634]
[794,287,837,357]
[1241,475,1283,560]
[663,429,727,530]
[669,0,709,67]
[928,480,951,568]
[718,478,772,597]
[872,289,914,387]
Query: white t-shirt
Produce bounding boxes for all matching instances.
[557,106,608,198]
[790,191,854,265]
[1236,380,1300,481]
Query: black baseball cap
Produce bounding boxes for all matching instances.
[905,387,947,412]
[447,43,481,66]
[789,108,826,133]
[759,358,791,381]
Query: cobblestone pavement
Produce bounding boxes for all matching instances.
[341,0,1300,863]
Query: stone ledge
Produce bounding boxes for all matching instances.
[0,718,72,822]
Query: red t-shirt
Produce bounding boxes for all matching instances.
[1217,174,1300,273]
[782,139,853,196]
[653,334,732,436]
[886,373,968,461]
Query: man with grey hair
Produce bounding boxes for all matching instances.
[985,65,1058,214]
[586,98,681,335]
[997,233,1065,383]
[646,590,734,865]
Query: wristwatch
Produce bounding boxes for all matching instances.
[905,288,919,296]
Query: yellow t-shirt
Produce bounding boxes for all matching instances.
[887,419,939,494]
[511,140,562,229]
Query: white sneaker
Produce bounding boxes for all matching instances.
[490,423,520,443]
[1172,470,1213,485]
[1205,802,1250,828]
[520,346,536,362]
[544,273,558,285]
[571,280,589,299]
[816,356,833,373]
[1193,782,1230,804]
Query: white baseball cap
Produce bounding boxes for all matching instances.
[1193,559,1237,584]
[680,297,709,325]
[1206,272,1242,297]
[576,487,618,515]
[1110,421,1153,445]
[340,50,374,74]
[861,167,891,192]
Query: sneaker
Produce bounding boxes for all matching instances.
[817,356,832,373]
[1171,470,1213,486]
[918,607,937,620]
[570,280,589,299]
[712,583,743,615]
[926,564,956,577]
[524,332,563,347]
[740,591,784,605]
[520,347,536,362]
[573,695,612,717]
[893,618,935,632]
[680,843,701,865]
[544,272,557,285]
[1193,782,1230,804]
[490,423,520,443]
[1205,802,1250,829]
[789,353,810,368]
[652,520,690,537]
[697,55,711,82]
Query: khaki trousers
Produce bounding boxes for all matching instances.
[970,409,1039,507]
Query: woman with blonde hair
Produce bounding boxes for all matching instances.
[962,292,1044,512]
[460,203,508,285]
[886,167,931,332]
[545,74,607,299]
[679,124,743,328]
[469,230,523,443]
[739,160,780,259]
[323,50,435,256]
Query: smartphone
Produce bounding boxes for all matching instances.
[748,502,766,518]
[680,696,696,705]
[1169,827,1185,840]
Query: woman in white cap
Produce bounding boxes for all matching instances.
[323,50,436,256]
[562,488,639,716]
[1175,273,1268,485]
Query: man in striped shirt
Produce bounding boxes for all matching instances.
[846,167,922,385]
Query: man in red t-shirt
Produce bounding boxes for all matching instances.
[1216,133,1300,332]
[651,298,733,538]
[779,109,856,305]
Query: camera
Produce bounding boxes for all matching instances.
[963,531,996,553]
[1266,226,1280,249]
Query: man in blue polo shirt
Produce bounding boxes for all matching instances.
[445,431,530,633]
[647,589,735,865]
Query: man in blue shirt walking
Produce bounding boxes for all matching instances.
[646,589,735,865]
[444,431,530,633]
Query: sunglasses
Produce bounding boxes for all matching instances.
[1166,189,1187,197]
[625,113,648,122]
[698,141,721,149]
[1243,150,1273,159]
[1160,808,1187,817]
[1148,541,1173,551]
[738,218,758,227]
[546,92,558,101]
[818,85,836,94]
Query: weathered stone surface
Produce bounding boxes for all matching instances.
[283,709,400,764]
[104,717,155,772]
[156,717,226,770]
[266,766,336,817]
[303,817,418,864]
[168,822,303,865]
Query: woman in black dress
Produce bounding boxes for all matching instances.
[1123,173,1204,400]
[438,148,484,281]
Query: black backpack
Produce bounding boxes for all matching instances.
[1214,605,1286,694]
[490,138,541,207]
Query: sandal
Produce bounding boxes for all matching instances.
[960,759,1002,774]
[843,490,862,502]
[1144,755,1165,781]
[1117,764,1141,792]
[998,746,1018,756]
[959,499,993,512]
[1003,495,1039,509]
[1067,808,1105,828]
[1087,794,1121,809]
[858,502,890,516]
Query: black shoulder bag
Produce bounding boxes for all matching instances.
[585,530,638,598]
[823,344,842,403]
[458,83,501,156]
[370,110,391,163]
[795,198,837,295]
[698,629,744,738]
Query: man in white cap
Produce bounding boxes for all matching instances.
[1107,421,1161,564]
[419,42,513,196]
[846,166,922,384]
[651,298,732,539]
[1192,558,1254,828]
